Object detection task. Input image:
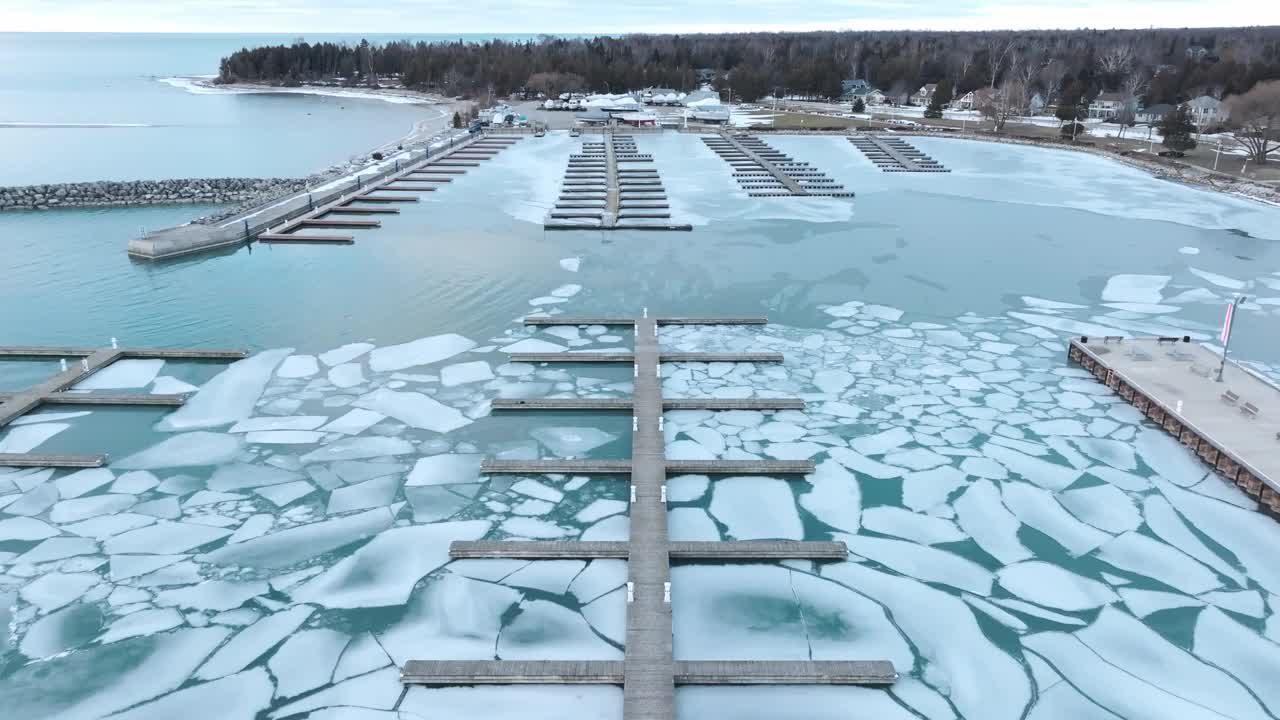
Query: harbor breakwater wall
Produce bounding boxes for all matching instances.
[0,178,312,211]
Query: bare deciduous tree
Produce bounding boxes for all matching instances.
[1099,44,1135,75]
[1225,80,1280,163]
[985,37,1017,89]
[979,78,1025,131]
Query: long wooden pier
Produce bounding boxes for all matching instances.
[402,660,896,685]
[702,133,855,198]
[256,135,522,244]
[1069,336,1280,518]
[847,135,949,172]
[0,343,247,467]
[491,397,806,411]
[401,312,897,713]
[546,132,691,232]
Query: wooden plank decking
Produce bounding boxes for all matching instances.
[449,540,848,560]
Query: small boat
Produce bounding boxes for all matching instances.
[534,128,546,137]
[569,128,581,137]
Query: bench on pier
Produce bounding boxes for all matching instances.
[1222,389,1240,404]
[1242,402,1259,418]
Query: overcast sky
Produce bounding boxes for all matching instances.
[10,0,1280,34]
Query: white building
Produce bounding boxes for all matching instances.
[1184,95,1227,127]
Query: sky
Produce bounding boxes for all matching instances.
[9,0,1280,34]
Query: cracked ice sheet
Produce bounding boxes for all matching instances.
[678,686,920,720]
[1025,607,1270,720]
[671,564,911,668]
[294,521,490,609]
[823,561,1030,720]
[401,686,621,720]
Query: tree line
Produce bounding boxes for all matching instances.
[217,28,1280,107]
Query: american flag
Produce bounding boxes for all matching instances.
[1221,301,1236,345]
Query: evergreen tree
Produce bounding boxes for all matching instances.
[851,97,866,113]
[1158,105,1198,151]
[1055,87,1088,139]
[452,111,463,128]
[925,81,950,118]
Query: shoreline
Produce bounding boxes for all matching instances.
[159,76,451,106]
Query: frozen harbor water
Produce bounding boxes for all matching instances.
[3,133,1280,718]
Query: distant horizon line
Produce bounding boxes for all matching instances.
[5,25,1278,36]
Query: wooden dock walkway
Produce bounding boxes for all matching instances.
[0,343,246,467]
[524,316,768,326]
[401,660,895,686]
[490,397,805,411]
[401,312,897,711]
[847,135,949,172]
[479,458,815,475]
[545,132,691,232]
[507,351,785,364]
[450,540,848,560]
[703,133,855,198]
[255,134,522,244]
[1069,336,1280,518]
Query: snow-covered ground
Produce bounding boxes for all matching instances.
[158,76,441,106]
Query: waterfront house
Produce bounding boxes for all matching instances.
[1136,103,1173,124]
[952,88,992,111]
[1184,95,1227,127]
[1089,92,1125,119]
[912,84,938,105]
[842,79,885,105]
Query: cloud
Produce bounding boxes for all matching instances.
[8,0,1280,33]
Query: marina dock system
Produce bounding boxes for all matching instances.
[546,132,691,231]
[0,344,247,468]
[847,135,950,172]
[129,133,521,259]
[702,133,855,197]
[1068,336,1280,518]
[401,312,898,716]
[256,136,522,244]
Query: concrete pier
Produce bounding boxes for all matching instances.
[0,343,246,466]
[129,134,521,259]
[1068,336,1280,518]
[545,132,691,231]
[401,312,897,711]
[703,133,855,198]
[848,135,949,172]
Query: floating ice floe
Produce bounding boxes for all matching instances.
[710,476,802,540]
[440,360,494,386]
[0,423,70,453]
[1188,267,1247,290]
[1101,274,1170,304]
[997,561,1117,611]
[156,349,291,431]
[276,354,319,378]
[319,342,374,367]
[367,334,476,372]
[354,388,472,433]
[559,257,581,272]
[74,359,164,390]
[530,426,617,456]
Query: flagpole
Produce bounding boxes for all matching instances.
[1217,295,1245,382]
